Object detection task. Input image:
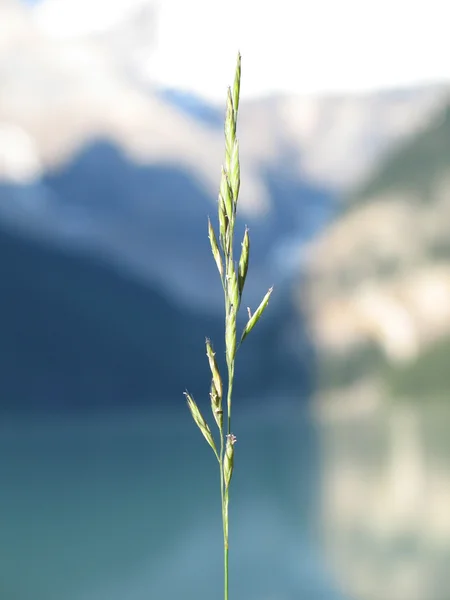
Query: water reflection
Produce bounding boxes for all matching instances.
[317,400,450,600]
[8,398,448,600]
[0,402,339,600]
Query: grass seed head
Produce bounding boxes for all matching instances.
[229,138,240,205]
[227,265,240,312]
[225,88,236,171]
[183,55,274,597]
[220,167,233,222]
[205,338,223,400]
[224,433,236,488]
[208,218,223,279]
[218,194,228,250]
[240,286,274,343]
[184,391,218,456]
[210,380,223,430]
[238,227,250,296]
[232,52,241,115]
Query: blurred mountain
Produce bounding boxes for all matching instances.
[0,219,308,411]
[300,102,450,413]
[155,89,224,128]
[1,0,449,411]
[1,0,448,310]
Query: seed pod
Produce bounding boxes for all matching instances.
[240,286,273,343]
[224,433,236,488]
[238,227,249,296]
[208,218,223,279]
[210,380,223,430]
[184,391,218,457]
[205,338,222,400]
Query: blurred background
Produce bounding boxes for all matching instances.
[1,0,450,598]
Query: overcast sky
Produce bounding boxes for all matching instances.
[33,0,449,103]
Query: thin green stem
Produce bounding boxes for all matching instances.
[219,409,227,600]
[227,363,234,436]
[223,361,234,600]
[223,487,230,600]
[224,537,229,600]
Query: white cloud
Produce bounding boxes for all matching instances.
[33,0,153,37]
[33,0,450,101]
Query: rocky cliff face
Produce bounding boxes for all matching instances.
[301,102,450,412]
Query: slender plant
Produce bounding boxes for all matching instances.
[184,53,273,600]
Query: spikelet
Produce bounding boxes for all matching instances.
[240,287,274,343]
[210,380,223,430]
[224,88,235,173]
[229,138,240,205]
[238,227,249,297]
[232,52,241,115]
[205,339,222,400]
[184,392,218,459]
[220,166,233,222]
[224,433,236,488]
[208,218,223,279]
[227,264,240,312]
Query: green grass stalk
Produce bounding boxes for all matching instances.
[184,53,273,600]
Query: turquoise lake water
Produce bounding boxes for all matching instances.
[0,400,344,600]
